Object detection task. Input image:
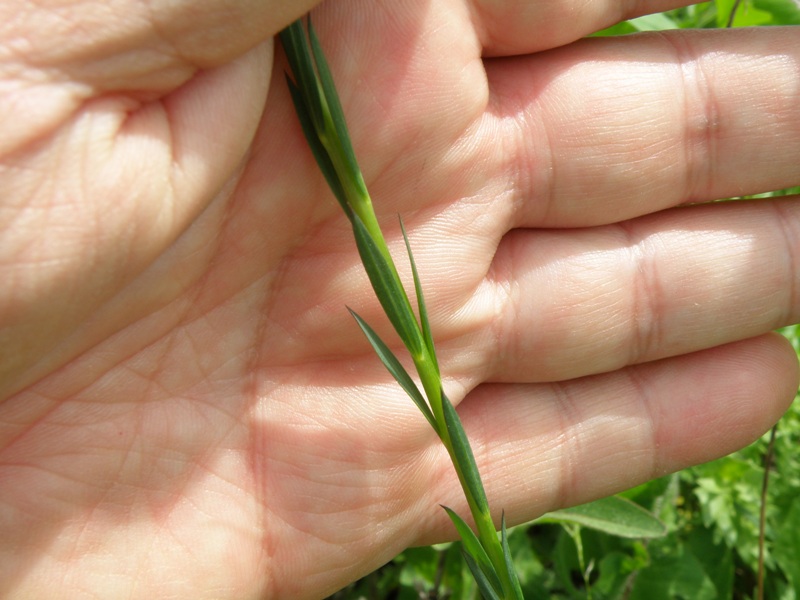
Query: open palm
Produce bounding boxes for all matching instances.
[2,1,799,598]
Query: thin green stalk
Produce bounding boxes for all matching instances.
[726,0,743,27]
[757,424,777,600]
[279,17,523,599]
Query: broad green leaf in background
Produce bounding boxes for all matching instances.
[685,527,735,600]
[398,546,438,597]
[538,496,667,539]
[773,501,800,596]
[722,0,800,25]
[505,528,548,598]
[627,13,681,30]
[594,549,650,598]
[717,0,774,25]
[629,545,718,600]
[690,456,763,566]
[755,0,800,23]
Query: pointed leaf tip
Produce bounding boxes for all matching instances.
[500,512,524,599]
[400,217,439,374]
[442,506,502,595]
[347,308,438,432]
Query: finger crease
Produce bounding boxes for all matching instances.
[624,366,661,477]
[548,380,582,509]
[618,221,664,365]
[771,201,800,326]
[661,32,721,204]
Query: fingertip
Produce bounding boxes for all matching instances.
[756,331,799,411]
[655,333,798,474]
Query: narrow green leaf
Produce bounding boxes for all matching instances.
[352,213,423,357]
[442,506,502,595]
[441,391,489,517]
[307,17,366,197]
[400,217,439,375]
[284,77,351,218]
[278,20,324,132]
[348,308,437,431]
[537,495,667,539]
[462,550,503,600]
[500,513,524,599]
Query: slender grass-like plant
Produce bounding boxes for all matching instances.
[279,18,524,600]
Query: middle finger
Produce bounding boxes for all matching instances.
[479,198,800,382]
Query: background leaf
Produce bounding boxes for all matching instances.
[626,13,681,30]
[538,496,667,539]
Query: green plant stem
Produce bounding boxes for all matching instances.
[279,17,522,598]
[757,424,777,600]
[726,0,743,27]
[449,446,515,596]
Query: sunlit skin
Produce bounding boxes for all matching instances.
[1,1,799,598]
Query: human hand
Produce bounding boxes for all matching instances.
[2,1,799,598]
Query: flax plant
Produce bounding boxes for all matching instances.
[279,18,524,600]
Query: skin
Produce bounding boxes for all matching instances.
[1,0,799,598]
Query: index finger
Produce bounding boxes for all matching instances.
[480,27,800,228]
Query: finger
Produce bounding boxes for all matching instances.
[479,27,800,227]
[0,45,275,399]
[415,333,798,544]
[1,1,300,395]
[470,0,693,55]
[2,1,320,154]
[478,198,800,383]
